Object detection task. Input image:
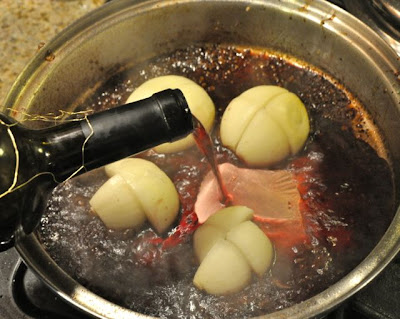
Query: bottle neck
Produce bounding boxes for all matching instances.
[23,89,193,182]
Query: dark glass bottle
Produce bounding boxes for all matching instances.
[0,89,193,248]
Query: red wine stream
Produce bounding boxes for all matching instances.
[192,117,231,205]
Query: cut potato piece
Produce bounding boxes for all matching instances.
[264,92,310,155]
[236,107,290,167]
[220,85,286,151]
[90,158,179,233]
[89,175,146,229]
[192,206,275,295]
[104,158,179,234]
[220,85,309,166]
[193,239,251,295]
[226,221,274,276]
[193,224,225,263]
[105,158,159,178]
[204,206,254,232]
[127,75,215,153]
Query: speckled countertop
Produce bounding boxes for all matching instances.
[0,0,105,106]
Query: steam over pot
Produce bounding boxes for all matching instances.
[3,0,400,318]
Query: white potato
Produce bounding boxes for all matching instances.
[226,221,274,277]
[192,206,275,295]
[193,224,225,263]
[127,75,215,153]
[193,239,252,295]
[105,158,157,177]
[204,206,254,232]
[264,92,310,155]
[220,85,286,151]
[104,158,179,233]
[220,85,309,166]
[236,107,290,167]
[89,174,146,229]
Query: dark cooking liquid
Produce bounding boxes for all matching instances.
[39,45,394,319]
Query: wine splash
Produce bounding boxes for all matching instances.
[192,117,231,205]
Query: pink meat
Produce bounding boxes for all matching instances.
[195,163,301,223]
[195,163,308,249]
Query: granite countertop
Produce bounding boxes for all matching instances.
[0,0,105,106]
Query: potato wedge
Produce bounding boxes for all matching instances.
[105,158,158,178]
[204,206,254,232]
[220,85,286,151]
[104,158,179,234]
[193,224,225,263]
[264,92,310,155]
[236,107,290,167]
[193,239,251,295]
[226,221,274,276]
[89,174,146,229]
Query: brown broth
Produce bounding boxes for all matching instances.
[38,45,394,319]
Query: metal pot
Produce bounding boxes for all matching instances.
[3,0,400,318]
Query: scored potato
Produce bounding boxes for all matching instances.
[264,92,310,155]
[193,239,252,295]
[193,224,225,263]
[226,221,274,277]
[127,75,215,153]
[105,158,159,178]
[193,206,254,264]
[221,85,286,151]
[204,206,254,232]
[220,85,309,167]
[192,206,275,295]
[104,158,179,234]
[89,174,146,229]
[236,107,290,167]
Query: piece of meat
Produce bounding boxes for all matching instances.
[194,163,307,249]
[195,163,300,222]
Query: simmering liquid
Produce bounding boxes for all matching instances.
[39,45,394,318]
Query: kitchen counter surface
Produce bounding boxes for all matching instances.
[0,0,104,106]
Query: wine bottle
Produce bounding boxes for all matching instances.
[0,89,193,248]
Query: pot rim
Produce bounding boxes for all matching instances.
[6,0,400,318]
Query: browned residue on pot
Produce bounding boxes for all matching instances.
[298,0,313,12]
[320,12,336,25]
[44,49,55,62]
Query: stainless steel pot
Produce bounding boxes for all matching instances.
[3,0,400,318]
